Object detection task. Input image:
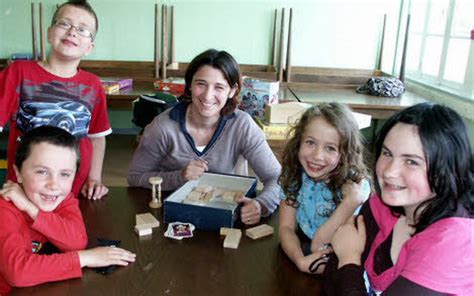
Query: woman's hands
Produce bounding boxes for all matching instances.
[78,246,136,268]
[331,216,366,268]
[181,160,208,181]
[236,196,262,225]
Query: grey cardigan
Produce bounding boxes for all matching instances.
[127,103,282,215]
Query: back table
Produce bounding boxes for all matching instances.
[11,187,323,295]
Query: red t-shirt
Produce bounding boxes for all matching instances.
[0,61,111,195]
[0,193,87,294]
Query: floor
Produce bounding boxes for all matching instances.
[102,134,137,186]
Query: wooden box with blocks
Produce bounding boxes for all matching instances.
[164,173,257,231]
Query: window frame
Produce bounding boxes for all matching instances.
[404,0,473,100]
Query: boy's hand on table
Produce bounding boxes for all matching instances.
[81,179,109,200]
[78,246,136,268]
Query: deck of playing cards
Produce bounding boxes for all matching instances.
[164,222,195,240]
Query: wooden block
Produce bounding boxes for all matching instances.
[186,190,203,202]
[220,227,233,236]
[221,191,243,203]
[135,224,152,236]
[245,224,274,240]
[202,190,216,202]
[221,191,235,202]
[234,192,244,201]
[195,185,213,193]
[223,229,242,249]
[136,213,160,228]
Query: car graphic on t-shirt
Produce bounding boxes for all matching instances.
[16,101,91,138]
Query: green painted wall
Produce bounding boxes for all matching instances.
[1,0,472,146]
[1,0,400,70]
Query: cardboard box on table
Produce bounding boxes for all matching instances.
[239,77,279,119]
[102,82,120,94]
[264,102,313,124]
[253,117,292,140]
[164,173,257,231]
[154,78,185,96]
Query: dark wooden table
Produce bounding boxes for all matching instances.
[11,187,323,295]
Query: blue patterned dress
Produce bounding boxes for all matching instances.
[280,172,370,239]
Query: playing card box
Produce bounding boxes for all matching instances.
[102,82,120,94]
[164,173,257,231]
[100,77,133,90]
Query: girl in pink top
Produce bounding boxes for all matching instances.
[324,103,473,295]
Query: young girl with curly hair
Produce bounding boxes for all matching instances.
[278,102,371,274]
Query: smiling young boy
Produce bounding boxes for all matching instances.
[0,0,110,199]
[0,126,135,294]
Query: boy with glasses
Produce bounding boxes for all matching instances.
[0,0,110,200]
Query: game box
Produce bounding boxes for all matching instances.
[164,173,257,231]
[100,77,133,90]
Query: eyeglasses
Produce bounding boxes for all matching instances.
[53,19,95,40]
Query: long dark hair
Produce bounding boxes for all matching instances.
[179,49,242,116]
[374,102,473,233]
[279,103,370,207]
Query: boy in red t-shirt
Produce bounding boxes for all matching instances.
[0,0,109,199]
[0,126,135,294]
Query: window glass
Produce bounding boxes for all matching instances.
[443,39,470,83]
[421,36,443,76]
[450,0,473,37]
[427,0,449,35]
[407,34,422,71]
[410,0,428,33]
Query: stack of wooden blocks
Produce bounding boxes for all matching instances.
[134,213,160,236]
